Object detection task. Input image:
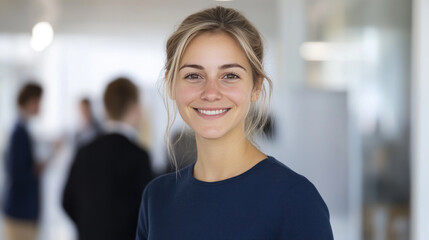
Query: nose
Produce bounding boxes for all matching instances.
[201,79,222,102]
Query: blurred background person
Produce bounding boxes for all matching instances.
[2,83,44,240]
[62,77,153,240]
[74,97,102,149]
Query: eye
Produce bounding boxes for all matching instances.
[222,73,240,80]
[185,73,202,80]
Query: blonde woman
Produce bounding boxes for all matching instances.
[137,6,333,239]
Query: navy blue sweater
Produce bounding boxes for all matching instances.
[136,156,333,239]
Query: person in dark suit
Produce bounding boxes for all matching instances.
[2,83,43,240]
[62,77,153,240]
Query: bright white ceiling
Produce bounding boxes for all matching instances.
[0,0,278,37]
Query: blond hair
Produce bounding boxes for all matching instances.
[163,6,273,171]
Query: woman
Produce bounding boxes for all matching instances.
[137,6,334,239]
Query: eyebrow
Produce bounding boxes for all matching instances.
[179,63,247,72]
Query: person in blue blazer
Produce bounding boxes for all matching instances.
[2,83,43,240]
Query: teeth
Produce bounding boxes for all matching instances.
[198,109,228,115]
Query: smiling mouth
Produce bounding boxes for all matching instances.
[194,108,231,116]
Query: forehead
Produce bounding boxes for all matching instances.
[180,32,249,67]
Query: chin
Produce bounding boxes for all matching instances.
[195,128,227,140]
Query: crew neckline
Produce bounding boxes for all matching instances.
[189,156,271,186]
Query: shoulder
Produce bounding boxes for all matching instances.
[143,164,192,197]
[264,157,333,238]
[89,133,128,147]
[84,134,147,154]
[8,123,29,148]
[259,156,329,213]
[10,122,27,138]
[148,165,190,187]
[256,156,310,188]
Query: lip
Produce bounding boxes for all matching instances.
[193,107,231,119]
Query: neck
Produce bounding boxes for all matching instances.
[193,124,266,182]
[18,109,31,121]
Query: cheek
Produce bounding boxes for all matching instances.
[32,102,40,113]
[223,85,253,108]
[175,84,200,109]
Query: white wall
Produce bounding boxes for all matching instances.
[412,0,429,239]
[276,1,352,239]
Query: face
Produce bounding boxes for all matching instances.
[26,97,41,116]
[127,102,142,128]
[80,103,92,123]
[174,32,261,140]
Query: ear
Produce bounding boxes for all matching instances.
[251,77,263,102]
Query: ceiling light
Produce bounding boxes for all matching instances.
[30,22,54,52]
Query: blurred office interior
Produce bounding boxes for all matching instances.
[0,0,427,239]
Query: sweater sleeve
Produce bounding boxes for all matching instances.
[136,181,152,240]
[282,178,334,240]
